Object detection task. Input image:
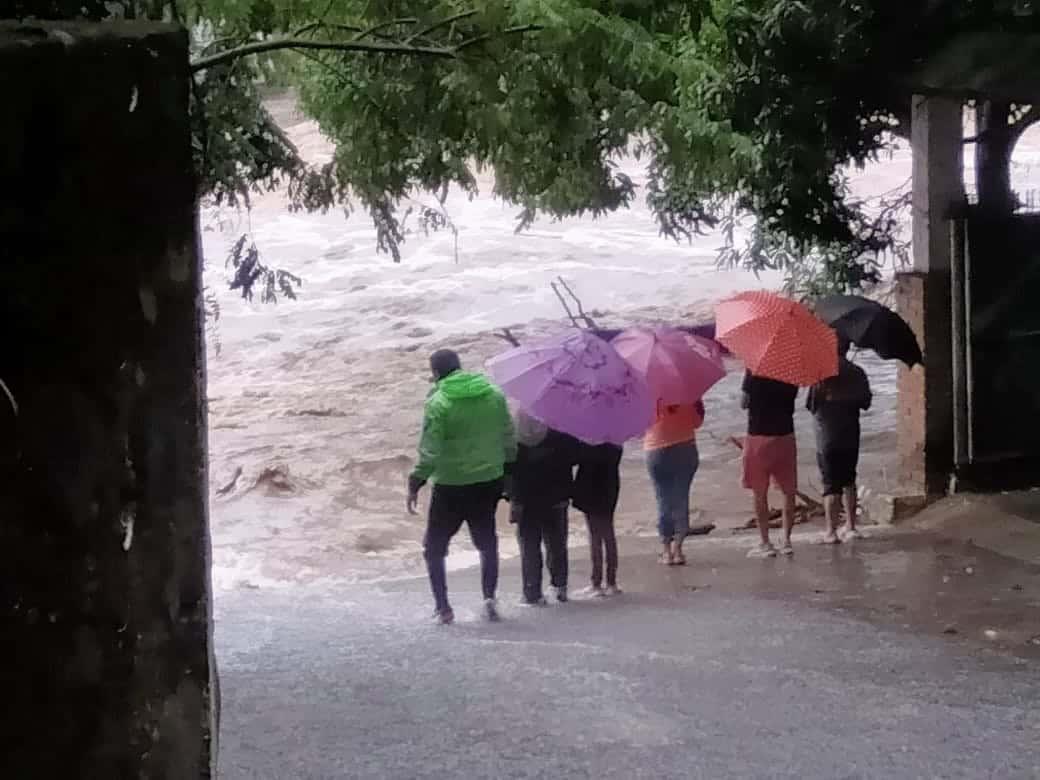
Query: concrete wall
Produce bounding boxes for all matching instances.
[897,96,963,498]
[0,22,213,777]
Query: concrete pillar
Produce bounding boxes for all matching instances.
[897,95,964,496]
[0,22,214,776]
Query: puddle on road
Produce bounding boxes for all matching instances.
[685,534,1040,658]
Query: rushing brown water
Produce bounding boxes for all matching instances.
[203,97,1040,590]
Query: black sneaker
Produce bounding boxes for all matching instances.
[555,586,569,604]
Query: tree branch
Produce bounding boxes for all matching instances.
[355,18,420,41]
[556,276,598,328]
[456,24,543,51]
[551,282,584,328]
[407,10,479,42]
[191,38,456,72]
[496,328,522,347]
[292,21,362,38]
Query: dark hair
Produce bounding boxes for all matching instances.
[837,336,852,355]
[429,349,462,380]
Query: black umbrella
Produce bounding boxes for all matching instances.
[813,295,923,367]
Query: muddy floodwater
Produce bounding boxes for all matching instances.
[203,97,1040,590]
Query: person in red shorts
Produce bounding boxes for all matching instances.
[741,371,799,558]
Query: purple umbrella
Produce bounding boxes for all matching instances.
[486,329,653,445]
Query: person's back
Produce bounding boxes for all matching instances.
[806,357,871,454]
[573,442,625,595]
[743,373,798,437]
[807,352,872,543]
[741,371,800,557]
[573,443,623,518]
[408,349,517,625]
[510,410,577,604]
[417,371,514,487]
[512,421,577,509]
[644,401,705,565]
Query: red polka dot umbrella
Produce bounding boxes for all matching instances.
[715,291,838,386]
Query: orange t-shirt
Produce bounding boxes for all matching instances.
[644,401,704,451]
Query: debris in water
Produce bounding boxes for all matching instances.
[984,629,999,640]
[216,466,243,496]
[128,85,138,113]
[965,566,975,575]
[1010,584,1023,592]
[942,625,959,635]
[251,465,295,495]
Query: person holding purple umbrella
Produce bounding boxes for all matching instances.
[644,400,705,565]
[610,327,722,567]
[509,410,579,606]
[572,441,624,596]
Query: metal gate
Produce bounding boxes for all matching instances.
[953,210,1040,467]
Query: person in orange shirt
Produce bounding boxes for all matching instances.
[644,400,705,565]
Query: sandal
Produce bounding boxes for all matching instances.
[669,540,687,566]
[659,552,674,565]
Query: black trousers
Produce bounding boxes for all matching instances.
[514,503,568,602]
[585,512,618,588]
[424,479,502,612]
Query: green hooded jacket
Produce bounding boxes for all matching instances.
[411,371,517,487]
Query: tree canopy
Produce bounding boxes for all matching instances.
[26,0,1040,298]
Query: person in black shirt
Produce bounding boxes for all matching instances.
[572,443,624,596]
[806,339,872,543]
[509,410,578,605]
[741,371,799,557]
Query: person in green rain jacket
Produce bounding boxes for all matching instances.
[407,349,516,625]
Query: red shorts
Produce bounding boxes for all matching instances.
[742,434,797,496]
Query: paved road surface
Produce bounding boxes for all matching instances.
[216,539,1040,779]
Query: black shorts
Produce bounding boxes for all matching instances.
[817,448,858,496]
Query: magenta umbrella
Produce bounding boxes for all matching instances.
[613,327,727,404]
[486,329,653,445]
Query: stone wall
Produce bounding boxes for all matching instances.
[896,273,928,493]
[896,269,954,497]
[0,22,213,777]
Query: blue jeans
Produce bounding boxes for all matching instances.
[646,441,699,543]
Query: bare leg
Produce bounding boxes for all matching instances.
[660,541,673,564]
[842,485,858,530]
[782,492,796,547]
[671,538,684,564]
[754,489,771,546]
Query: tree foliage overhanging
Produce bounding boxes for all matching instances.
[25,0,1040,297]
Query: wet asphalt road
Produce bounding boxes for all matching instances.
[216,541,1040,779]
